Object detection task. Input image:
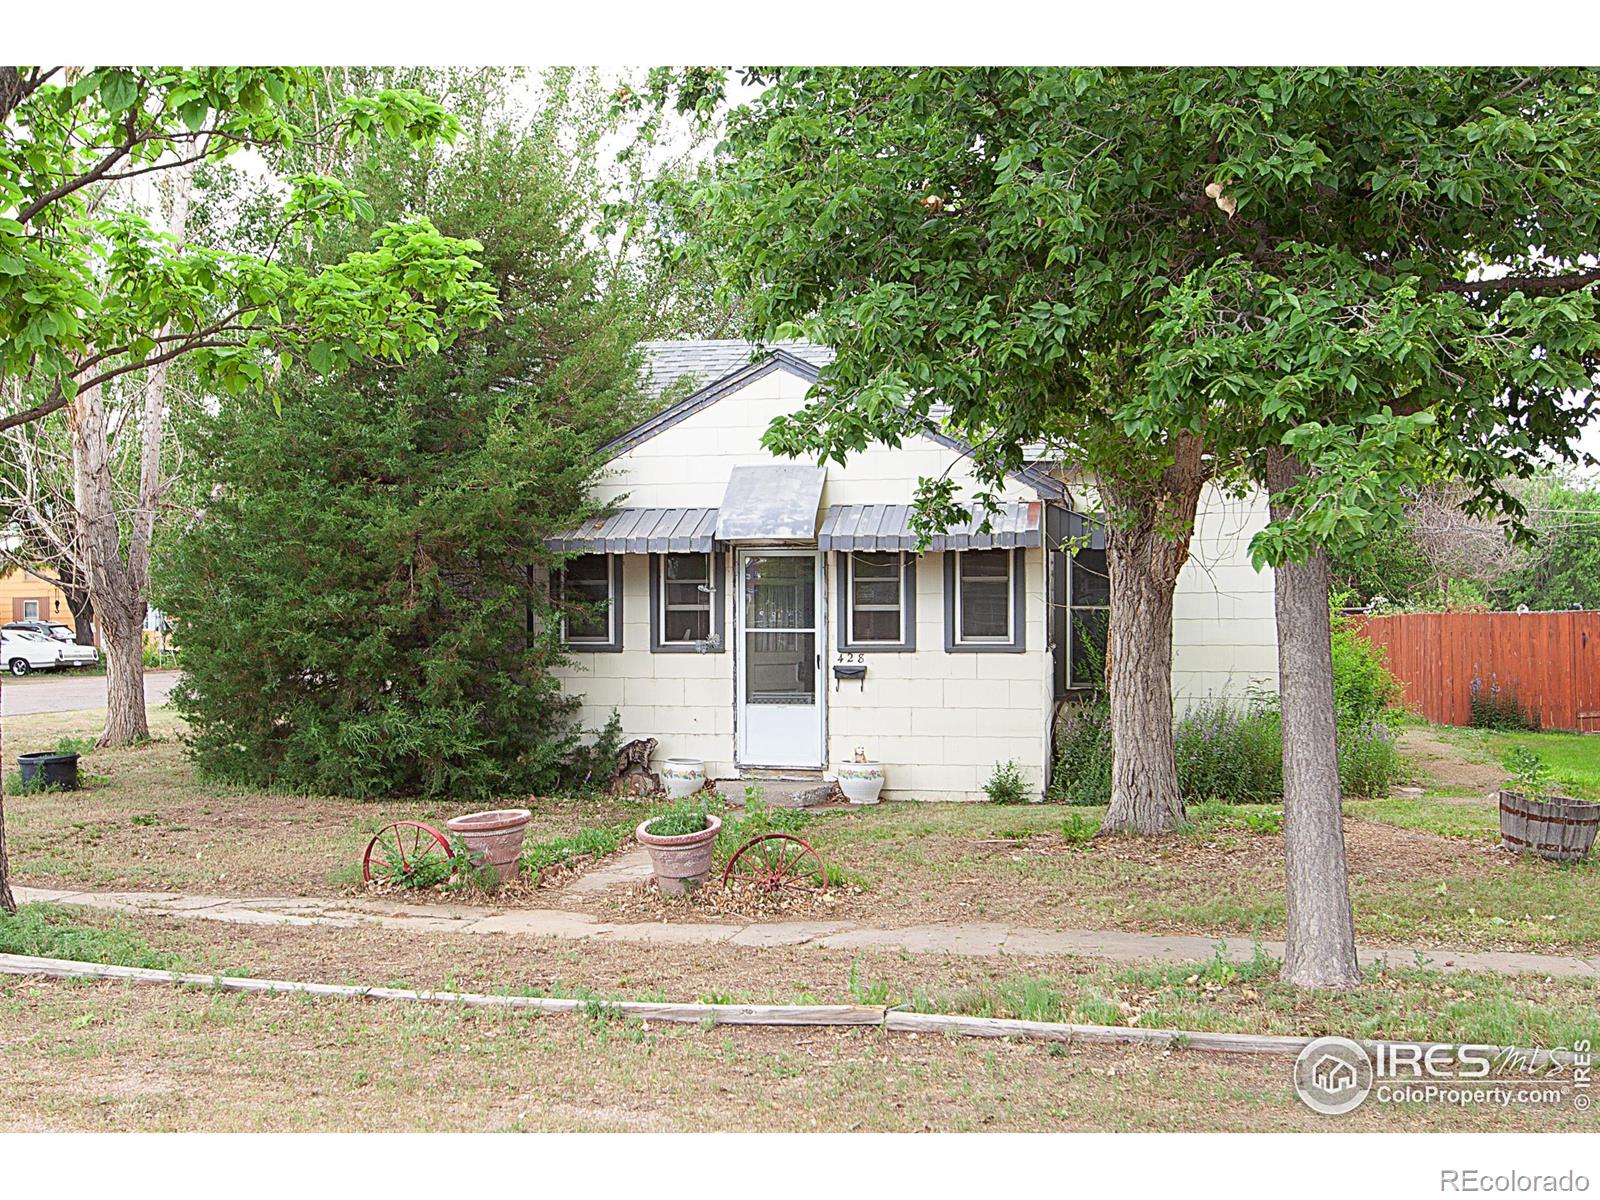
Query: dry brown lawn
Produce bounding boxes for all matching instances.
[12,904,1598,1050]
[8,708,1598,954]
[5,708,645,895]
[2,977,1589,1133]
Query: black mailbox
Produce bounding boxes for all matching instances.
[832,663,867,686]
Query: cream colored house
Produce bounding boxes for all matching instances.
[549,341,1278,801]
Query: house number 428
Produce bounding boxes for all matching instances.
[836,652,865,664]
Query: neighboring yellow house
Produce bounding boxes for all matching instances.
[0,566,85,638]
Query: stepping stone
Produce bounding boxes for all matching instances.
[564,847,654,895]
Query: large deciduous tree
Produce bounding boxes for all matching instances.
[0,65,497,914]
[642,67,1234,834]
[645,67,1600,987]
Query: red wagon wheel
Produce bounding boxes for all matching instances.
[721,833,827,895]
[362,821,454,884]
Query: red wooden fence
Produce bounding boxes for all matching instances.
[1352,611,1600,732]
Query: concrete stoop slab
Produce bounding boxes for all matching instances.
[713,778,838,808]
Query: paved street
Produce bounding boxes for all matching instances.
[0,669,179,716]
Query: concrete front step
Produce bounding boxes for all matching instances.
[715,774,839,808]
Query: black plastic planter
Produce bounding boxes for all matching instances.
[18,751,79,791]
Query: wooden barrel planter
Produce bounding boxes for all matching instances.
[1499,790,1600,862]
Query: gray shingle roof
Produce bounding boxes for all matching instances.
[640,339,834,400]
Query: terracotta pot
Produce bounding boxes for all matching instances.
[837,760,885,805]
[445,808,532,884]
[660,757,707,800]
[636,813,722,895]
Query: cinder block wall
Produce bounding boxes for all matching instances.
[1171,486,1279,706]
[554,364,1280,800]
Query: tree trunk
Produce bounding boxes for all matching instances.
[0,671,14,914]
[97,598,149,748]
[1266,445,1362,989]
[1097,433,1208,836]
[59,556,95,645]
[69,382,152,747]
[1098,518,1185,833]
[70,593,95,646]
[66,167,190,746]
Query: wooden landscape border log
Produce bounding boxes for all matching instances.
[885,1009,1310,1055]
[0,954,882,1026]
[885,1012,1577,1067]
[0,953,1581,1068]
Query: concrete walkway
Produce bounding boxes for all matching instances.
[16,885,1600,979]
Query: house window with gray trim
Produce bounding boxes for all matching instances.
[842,551,913,648]
[1068,545,1110,687]
[651,552,724,651]
[944,549,1026,653]
[556,554,622,650]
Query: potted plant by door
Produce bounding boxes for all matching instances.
[636,800,722,894]
[837,748,885,805]
[660,756,707,799]
[1498,748,1600,863]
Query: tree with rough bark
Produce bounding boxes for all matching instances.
[1125,72,1600,987]
[642,67,1600,987]
[50,165,197,747]
[0,65,499,912]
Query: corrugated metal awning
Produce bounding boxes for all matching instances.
[715,465,826,542]
[546,507,719,553]
[818,501,1044,551]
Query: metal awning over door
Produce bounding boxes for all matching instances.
[714,465,827,542]
[817,501,1044,551]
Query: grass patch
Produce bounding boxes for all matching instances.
[1112,955,1600,1048]
[817,795,1600,951]
[1061,813,1099,845]
[1184,800,1283,837]
[521,821,635,877]
[900,945,1598,1047]
[1436,728,1600,799]
[0,903,187,971]
[13,979,1579,1131]
[1346,797,1500,841]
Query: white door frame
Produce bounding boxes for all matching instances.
[734,548,826,768]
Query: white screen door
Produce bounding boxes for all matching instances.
[736,550,824,767]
